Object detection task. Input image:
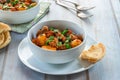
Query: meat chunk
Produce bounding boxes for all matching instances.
[61,35,66,42]
[41,26,49,33]
[49,38,58,47]
[36,30,42,36]
[55,32,62,37]
[77,35,83,41]
[45,31,54,38]
[66,29,72,36]
[32,38,39,46]
[70,34,78,40]
[0,0,6,3]
[57,45,66,50]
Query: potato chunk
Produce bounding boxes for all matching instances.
[37,34,46,46]
[42,46,56,51]
[70,39,82,47]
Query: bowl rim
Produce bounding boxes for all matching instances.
[0,0,40,13]
[27,20,87,53]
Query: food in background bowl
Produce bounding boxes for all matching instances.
[32,26,83,51]
[0,0,37,11]
[0,0,40,24]
[28,20,86,64]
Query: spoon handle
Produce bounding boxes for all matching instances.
[77,6,95,11]
[61,0,78,6]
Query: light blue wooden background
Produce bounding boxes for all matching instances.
[0,0,120,80]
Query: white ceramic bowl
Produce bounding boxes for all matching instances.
[0,0,40,24]
[28,20,86,64]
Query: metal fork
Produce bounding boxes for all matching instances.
[61,0,95,11]
[56,0,93,19]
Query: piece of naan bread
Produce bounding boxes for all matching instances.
[80,43,105,63]
[0,22,11,49]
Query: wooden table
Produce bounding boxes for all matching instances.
[0,0,120,80]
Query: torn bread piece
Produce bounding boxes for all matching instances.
[80,43,105,63]
[0,22,11,33]
[0,31,11,49]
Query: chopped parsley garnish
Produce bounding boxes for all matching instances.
[62,29,68,35]
[53,29,59,33]
[49,36,54,40]
[50,27,54,31]
[57,42,62,46]
[45,36,54,45]
[64,43,71,49]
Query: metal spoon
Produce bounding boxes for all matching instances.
[62,0,95,11]
[77,11,93,19]
[56,0,93,19]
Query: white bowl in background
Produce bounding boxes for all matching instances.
[27,20,86,64]
[0,0,40,24]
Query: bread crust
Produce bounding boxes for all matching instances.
[0,22,11,33]
[0,31,11,49]
[80,43,105,63]
[0,33,5,45]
